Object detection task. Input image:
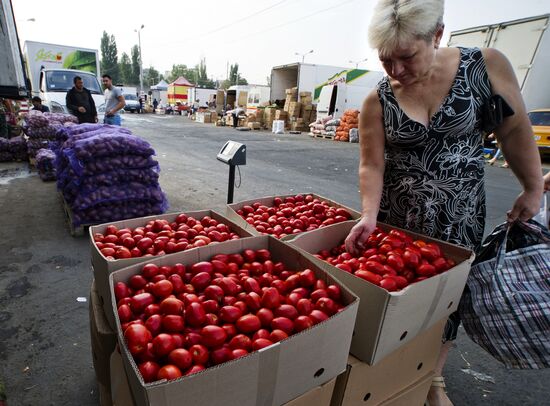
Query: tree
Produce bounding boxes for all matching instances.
[145,66,160,87]
[167,64,195,83]
[229,63,248,86]
[100,31,119,83]
[194,58,216,88]
[118,53,132,85]
[130,45,141,86]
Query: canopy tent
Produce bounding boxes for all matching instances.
[151,79,169,91]
[167,76,195,104]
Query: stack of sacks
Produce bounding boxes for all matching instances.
[0,135,28,162]
[55,124,168,227]
[308,116,339,137]
[36,148,57,181]
[335,109,360,142]
[23,111,77,159]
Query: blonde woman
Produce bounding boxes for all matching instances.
[345,1,543,404]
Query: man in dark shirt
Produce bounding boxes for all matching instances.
[31,96,50,112]
[66,76,97,123]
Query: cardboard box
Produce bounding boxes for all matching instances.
[111,349,136,406]
[109,236,359,406]
[225,193,361,239]
[90,279,117,388]
[90,210,254,328]
[378,373,433,406]
[195,112,211,123]
[286,377,336,406]
[109,347,337,406]
[288,221,474,364]
[330,319,445,406]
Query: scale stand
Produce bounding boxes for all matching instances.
[217,140,246,204]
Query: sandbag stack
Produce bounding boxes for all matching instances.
[308,116,339,138]
[55,124,168,228]
[35,148,57,181]
[335,109,360,142]
[0,135,28,162]
[23,111,77,159]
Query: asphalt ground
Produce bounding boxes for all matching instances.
[0,113,548,405]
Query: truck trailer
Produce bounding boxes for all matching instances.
[448,14,550,111]
[23,41,104,113]
[0,0,30,99]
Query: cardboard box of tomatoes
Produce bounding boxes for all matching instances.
[109,235,359,406]
[330,319,446,406]
[225,193,361,240]
[90,210,254,329]
[377,373,434,406]
[109,348,337,406]
[287,221,474,365]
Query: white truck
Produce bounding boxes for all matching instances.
[23,41,104,113]
[316,69,384,119]
[447,14,550,111]
[0,0,29,99]
[187,87,218,108]
[270,63,363,103]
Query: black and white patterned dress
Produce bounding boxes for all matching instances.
[377,47,492,251]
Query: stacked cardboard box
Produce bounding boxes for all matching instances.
[291,118,309,132]
[299,91,313,105]
[275,109,289,128]
[264,107,277,129]
[288,101,302,119]
[284,87,298,111]
[301,104,316,124]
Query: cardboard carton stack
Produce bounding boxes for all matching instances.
[264,107,277,130]
[284,87,298,111]
[291,118,309,132]
[276,109,289,128]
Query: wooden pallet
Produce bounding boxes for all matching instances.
[311,133,335,140]
[59,193,91,237]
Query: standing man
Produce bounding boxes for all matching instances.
[66,76,97,123]
[102,74,125,125]
[31,97,49,112]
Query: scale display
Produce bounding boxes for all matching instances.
[217,140,246,165]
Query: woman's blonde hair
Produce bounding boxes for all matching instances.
[368,0,444,55]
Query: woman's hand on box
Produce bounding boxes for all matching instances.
[345,216,376,256]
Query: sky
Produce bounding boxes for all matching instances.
[12,0,550,86]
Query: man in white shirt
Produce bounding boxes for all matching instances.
[102,74,126,125]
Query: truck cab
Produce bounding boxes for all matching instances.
[39,68,104,115]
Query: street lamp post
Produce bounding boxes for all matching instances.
[349,58,368,68]
[134,24,145,93]
[295,49,314,63]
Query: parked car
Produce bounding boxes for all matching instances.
[123,93,141,113]
[529,109,550,155]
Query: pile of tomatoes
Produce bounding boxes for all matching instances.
[115,248,347,383]
[235,194,354,239]
[93,214,242,260]
[315,227,456,292]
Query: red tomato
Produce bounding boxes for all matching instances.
[185,302,206,327]
[124,324,152,356]
[296,298,314,316]
[204,285,225,302]
[309,310,329,325]
[271,317,294,334]
[153,279,174,299]
[274,304,298,320]
[252,338,274,351]
[315,297,337,316]
[355,270,383,285]
[386,254,404,272]
[310,289,328,303]
[269,329,289,343]
[294,315,314,332]
[379,277,398,292]
[144,314,162,336]
[157,365,182,381]
[232,349,249,359]
[168,348,193,371]
[129,275,147,290]
[185,365,206,376]
[130,292,155,313]
[152,333,176,357]
[191,272,212,291]
[191,261,213,275]
[159,297,184,315]
[162,315,185,333]
[236,314,262,334]
[210,346,233,365]
[138,361,160,383]
[117,304,133,323]
[417,264,436,277]
[229,334,252,351]
[200,325,227,348]
[189,344,209,365]
[326,284,342,301]
[261,287,281,309]
[219,306,243,323]
[256,308,274,328]
[114,282,131,302]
